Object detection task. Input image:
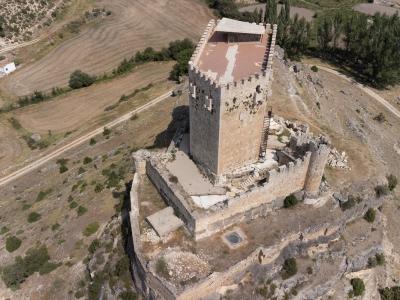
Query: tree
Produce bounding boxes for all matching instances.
[265,0,278,25]
[317,18,333,51]
[69,70,96,89]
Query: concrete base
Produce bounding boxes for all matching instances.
[146,207,184,237]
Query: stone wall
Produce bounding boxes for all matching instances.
[146,159,196,233]
[195,152,311,239]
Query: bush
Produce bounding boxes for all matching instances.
[1,245,53,289]
[88,239,100,254]
[376,253,385,265]
[83,157,93,164]
[364,208,376,223]
[59,164,68,174]
[311,65,318,72]
[168,175,178,184]
[89,138,96,145]
[84,222,99,236]
[36,189,52,202]
[51,223,60,231]
[380,286,400,300]
[387,174,398,191]
[340,197,356,211]
[375,184,389,197]
[69,70,96,89]
[6,236,22,252]
[351,278,365,296]
[77,206,87,216]
[282,257,297,279]
[103,127,111,136]
[69,201,78,209]
[27,212,41,223]
[156,257,169,278]
[284,194,298,208]
[119,290,138,300]
[94,183,104,193]
[39,261,60,275]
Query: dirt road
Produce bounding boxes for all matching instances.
[314,65,400,119]
[0,90,172,187]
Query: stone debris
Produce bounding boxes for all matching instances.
[162,250,211,285]
[328,148,351,170]
[141,227,161,244]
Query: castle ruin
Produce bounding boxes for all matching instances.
[129,18,334,299]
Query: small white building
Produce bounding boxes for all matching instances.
[0,62,16,75]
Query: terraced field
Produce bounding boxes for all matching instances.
[2,0,213,96]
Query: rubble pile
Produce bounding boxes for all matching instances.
[328,148,351,170]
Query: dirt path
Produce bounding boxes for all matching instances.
[0,90,172,188]
[313,65,400,119]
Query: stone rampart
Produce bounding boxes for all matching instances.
[195,152,311,239]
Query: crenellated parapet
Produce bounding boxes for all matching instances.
[189,19,216,70]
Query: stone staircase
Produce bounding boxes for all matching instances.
[259,110,273,159]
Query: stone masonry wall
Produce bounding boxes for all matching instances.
[146,160,196,233]
[195,152,311,239]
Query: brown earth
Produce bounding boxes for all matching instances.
[1,0,213,96]
[13,62,174,134]
[0,62,174,178]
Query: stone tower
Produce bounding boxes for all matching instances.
[188,18,277,181]
[304,142,330,197]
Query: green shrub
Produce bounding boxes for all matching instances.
[284,194,298,208]
[78,167,85,175]
[83,157,93,164]
[36,189,52,202]
[94,183,104,193]
[119,290,138,300]
[282,257,297,279]
[39,261,61,275]
[6,236,22,252]
[69,201,78,209]
[387,174,398,191]
[27,212,41,223]
[376,253,385,266]
[51,223,60,231]
[1,245,53,289]
[364,208,376,223]
[379,286,400,300]
[89,138,97,145]
[1,226,10,235]
[77,206,87,216]
[351,278,365,296]
[375,184,389,197]
[84,222,99,237]
[103,127,111,136]
[156,257,169,278]
[311,65,318,72]
[59,164,69,174]
[69,70,96,89]
[88,239,100,254]
[341,197,356,210]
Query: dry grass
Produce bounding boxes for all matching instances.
[1,0,213,96]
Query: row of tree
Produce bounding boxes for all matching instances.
[317,12,400,87]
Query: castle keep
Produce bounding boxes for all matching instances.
[129,18,332,300]
[188,18,277,180]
